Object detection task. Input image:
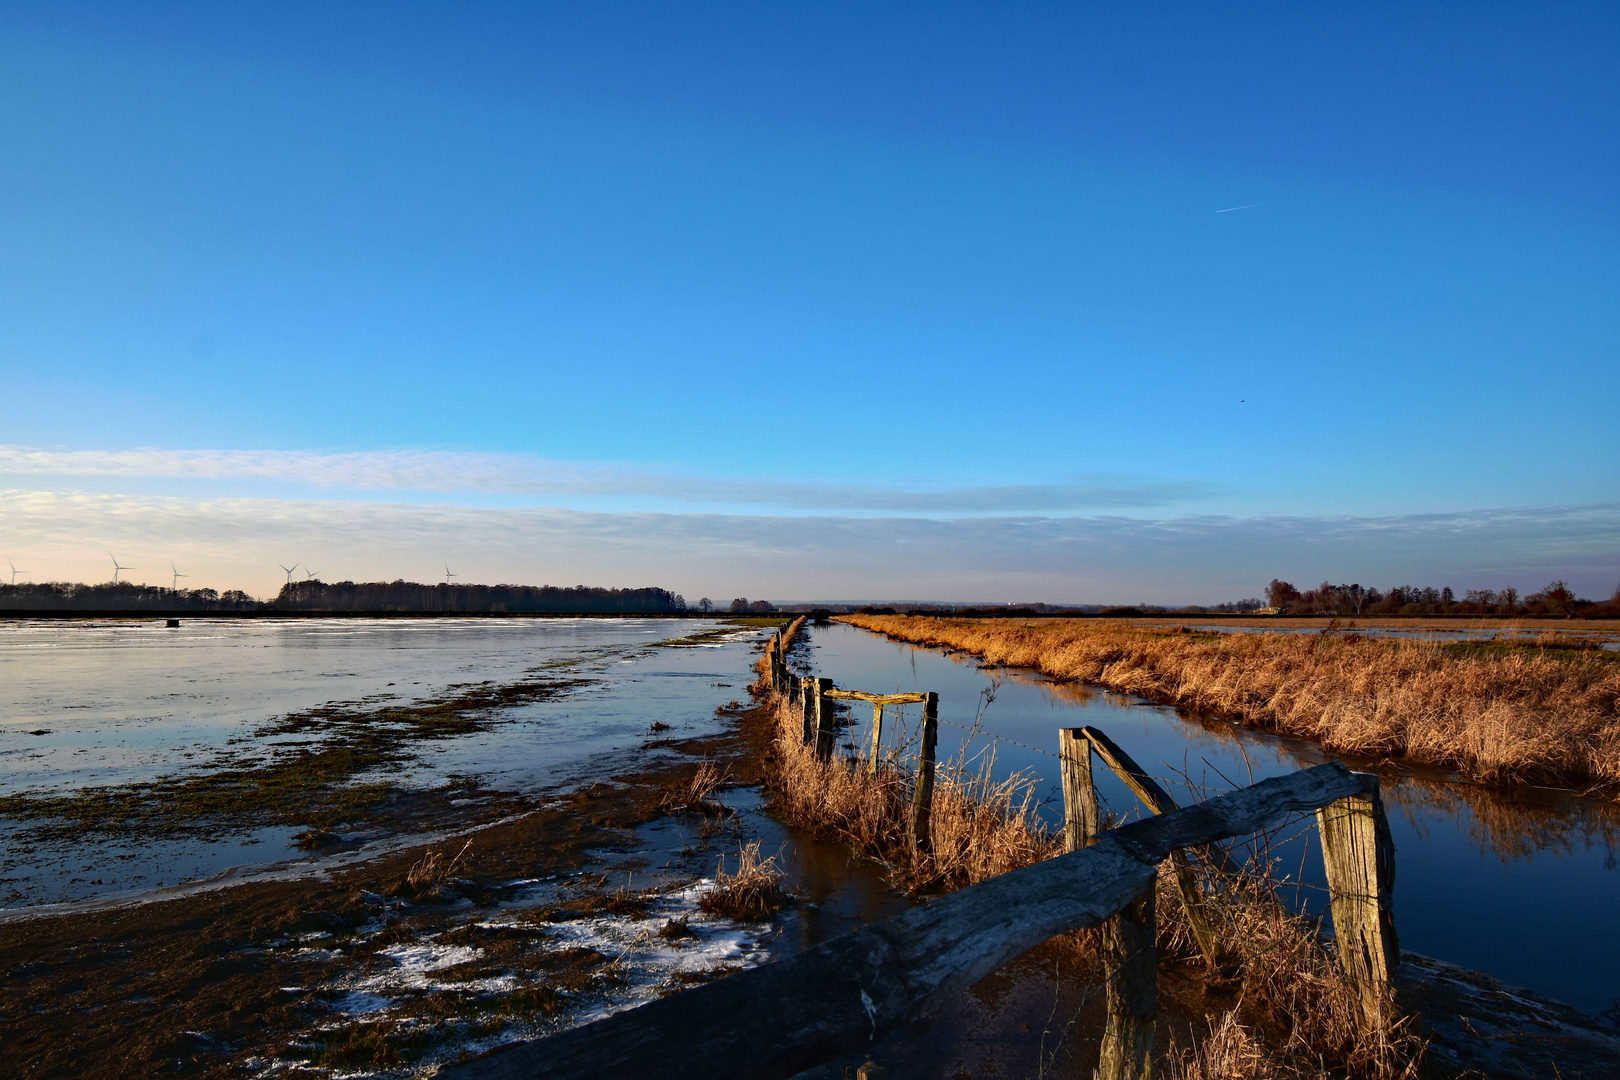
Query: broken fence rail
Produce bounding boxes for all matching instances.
[439,762,1376,1080]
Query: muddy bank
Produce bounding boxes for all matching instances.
[0,699,787,1078]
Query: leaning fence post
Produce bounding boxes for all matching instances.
[813,677,837,762]
[1058,728,1099,852]
[867,702,885,777]
[1097,886,1157,1080]
[1317,776,1398,1030]
[1081,725,1226,972]
[909,692,939,855]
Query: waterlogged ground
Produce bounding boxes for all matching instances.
[807,621,1620,1016]
[0,659,918,1080]
[242,788,906,1077]
[0,617,763,906]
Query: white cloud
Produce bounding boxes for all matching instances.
[0,445,1215,513]
[2,488,1615,603]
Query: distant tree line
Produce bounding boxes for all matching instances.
[0,579,691,614]
[272,580,687,613]
[0,582,259,612]
[1265,578,1620,618]
[727,597,777,613]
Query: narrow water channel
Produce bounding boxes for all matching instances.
[804,621,1620,1016]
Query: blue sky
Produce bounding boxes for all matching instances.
[2,3,1616,601]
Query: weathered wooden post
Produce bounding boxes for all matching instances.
[813,677,837,762]
[1097,887,1157,1080]
[1058,727,1099,852]
[801,676,817,745]
[1061,728,1155,1080]
[1317,776,1398,1030]
[866,702,885,777]
[909,692,939,855]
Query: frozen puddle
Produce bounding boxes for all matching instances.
[321,880,768,1017]
[284,876,775,1076]
[541,880,772,1018]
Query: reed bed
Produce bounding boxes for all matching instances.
[841,614,1620,792]
[755,678,1421,1078]
[766,696,1055,891]
[756,615,1424,1077]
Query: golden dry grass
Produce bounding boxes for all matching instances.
[659,759,730,814]
[753,619,1421,1078]
[1152,858,1422,1080]
[699,840,792,921]
[841,614,1620,792]
[765,690,1056,891]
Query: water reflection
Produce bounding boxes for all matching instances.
[807,622,1620,1013]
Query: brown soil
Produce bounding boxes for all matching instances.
[0,708,779,1080]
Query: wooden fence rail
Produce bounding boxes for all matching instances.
[441,764,1375,1080]
[446,623,1397,1080]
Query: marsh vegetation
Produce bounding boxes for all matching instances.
[753,643,1425,1079]
[841,614,1620,794]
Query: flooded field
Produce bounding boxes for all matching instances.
[6,613,1616,1076]
[807,621,1620,1015]
[0,617,762,907]
[0,615,931,1077]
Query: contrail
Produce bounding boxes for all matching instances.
[1215,202,1266,213]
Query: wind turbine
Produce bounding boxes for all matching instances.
[170,562,189,591]
[279,562,300,586]
[110,553,135,584]
[443,563,459,585]
[6,558,29,585]
[303,567,321,582]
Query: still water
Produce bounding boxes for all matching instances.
[805,622,1620,1015]
[0,617,764,906]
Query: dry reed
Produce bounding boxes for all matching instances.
[753,622,1421,1078]
[765,690,1055,891]
[661,759,730,814]
[699,840,791,921]
[406,838,472,890]
[842,614,1620,793]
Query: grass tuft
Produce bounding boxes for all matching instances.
[698,841,791,921]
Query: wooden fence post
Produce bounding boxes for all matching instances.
[867,703,885,777]
[813,677,837,762]
[1097,886,1157,1080]
[801,676,817,745]
[1063,728,1154,1080]
[909,692,939,855]
[1317,776,1398,1030]
[1059,727,1099,852]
